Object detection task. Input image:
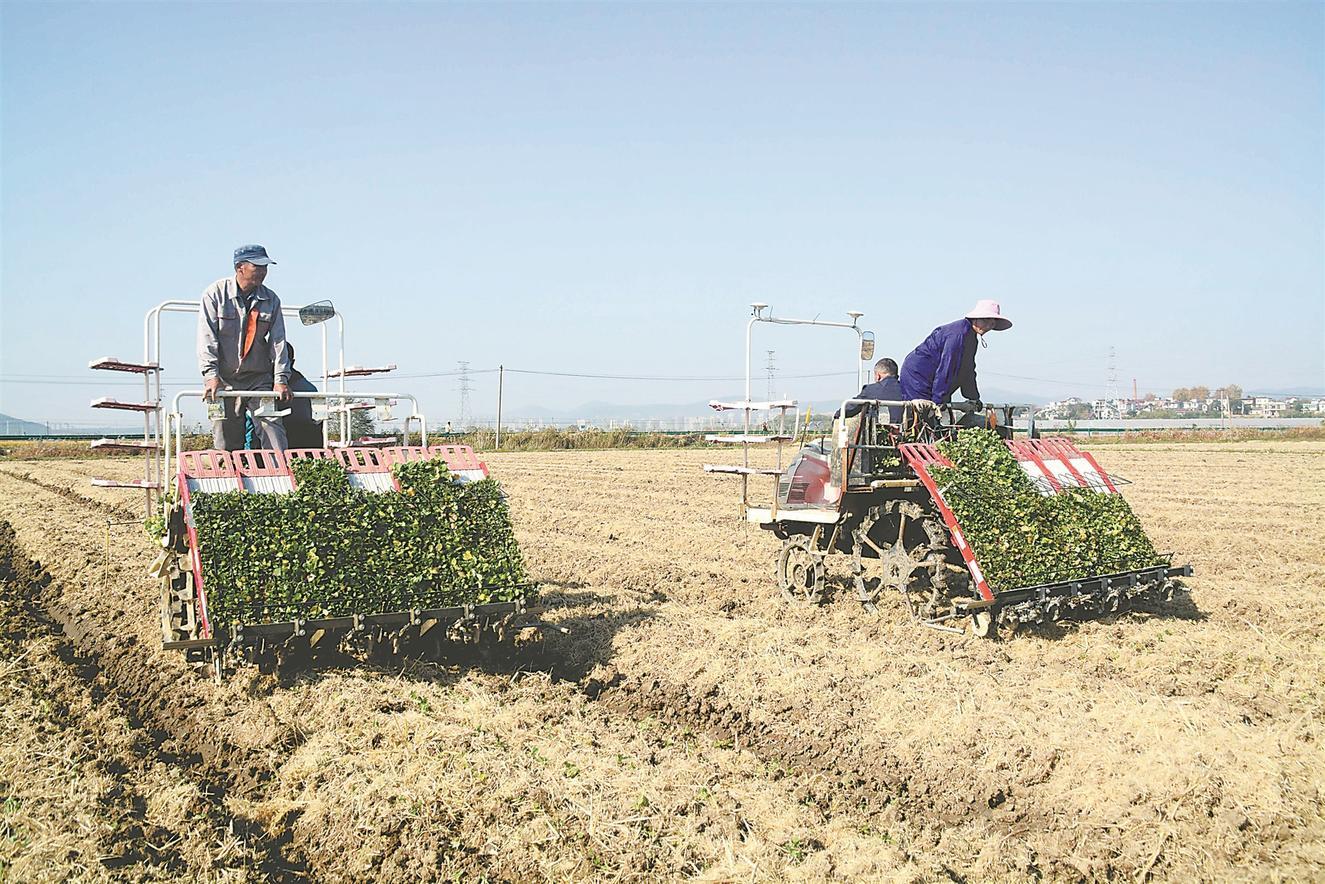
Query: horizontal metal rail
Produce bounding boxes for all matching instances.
[164,598,541,650]
[166,389,426,489]
[956,563,1193,609]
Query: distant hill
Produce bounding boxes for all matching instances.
[0,412,52,435]
[0,412,140,436]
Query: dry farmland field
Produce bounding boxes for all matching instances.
[1,441,1323,882]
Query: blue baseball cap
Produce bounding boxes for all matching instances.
[233,244,276,266]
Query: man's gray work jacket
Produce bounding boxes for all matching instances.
[197,277,292,384]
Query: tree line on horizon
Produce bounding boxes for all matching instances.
[1165,385,1243,402]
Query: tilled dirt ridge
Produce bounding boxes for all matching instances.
[492,445,1325,881]
[0,521,297,882]
[2,467,139,520]
[0,468,932,880]
[4,447,1324,881]
[579,661,1151,882]
[0,515,282,803]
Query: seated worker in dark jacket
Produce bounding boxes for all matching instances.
[837,358,904,422]
[245,343,323,449]
[281,344,322,448]
[899,300,1012,408]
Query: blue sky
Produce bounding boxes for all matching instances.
[2,1,1321,427]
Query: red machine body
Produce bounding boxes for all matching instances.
[778,448,833,508]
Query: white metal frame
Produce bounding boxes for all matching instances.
[163,389,427,498]
[742,301,868,458]
[705,303,872,517]
[96,300,418,517]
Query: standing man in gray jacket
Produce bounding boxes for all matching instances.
[197,244,292,451]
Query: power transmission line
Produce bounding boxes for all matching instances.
[496,367,853,382]
[0,366,1132,391]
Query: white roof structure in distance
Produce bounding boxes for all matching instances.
[327,364,397,378]
[91,397,160,412]
[708,399,797,412]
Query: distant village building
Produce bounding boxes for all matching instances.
[1033,391,1323,421]
[1248,397,1287,418]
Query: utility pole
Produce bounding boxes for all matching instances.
[457,361,472,430]
[495,364,504,448]
[765,349,777,402]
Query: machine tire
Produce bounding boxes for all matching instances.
[777,536,826,605]
[970,609,996,639]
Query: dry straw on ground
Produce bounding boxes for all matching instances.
[0,441,1321,880]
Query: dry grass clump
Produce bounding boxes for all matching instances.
[0,629,261,882]
[1,441,1322,881]
[242,665,926,881]
[1075,424,1325,444]
[0,439,122,460]
[460,427,712,451]
[2,425,1321,463]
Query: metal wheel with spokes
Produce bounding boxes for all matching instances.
[970,609,996,638]
[878,538,931,601]
[777,536,826,605]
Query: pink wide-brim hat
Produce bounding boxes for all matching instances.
[966,299,1012,331]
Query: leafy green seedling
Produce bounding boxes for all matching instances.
[191,458,529,624]
[930,429,1161,592]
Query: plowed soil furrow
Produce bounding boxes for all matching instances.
[1,466,139,520]
[1,443,1323,881]
[482,445,1325,881]
[0,465,933,880]
[0,523,292,882]
[0,472,323,879]
[0,475,286,796]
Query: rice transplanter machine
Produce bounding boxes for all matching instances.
[704,303,1192,637]
[88,299,540,671]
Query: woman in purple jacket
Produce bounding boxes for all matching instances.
[899,300,1012,407]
